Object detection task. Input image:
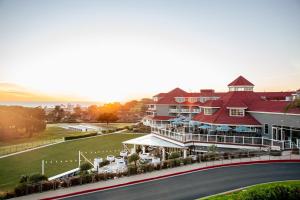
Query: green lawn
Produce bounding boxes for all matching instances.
[201,180,300,200]
[0,133,141,192]
[0,126,93,147]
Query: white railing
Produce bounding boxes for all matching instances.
[169,109,179,113]
[192,109,200,113]
[151,126,285,150]
[181,109,190,113]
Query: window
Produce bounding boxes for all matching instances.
[175,97,185,103]
[189,97,198,103]
[264,124,269,134]
[153,97,158,102]
[229,109,244,117]
[204,108,213,115]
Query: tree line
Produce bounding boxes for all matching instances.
[0,106,46,140]
[46,98,152,123]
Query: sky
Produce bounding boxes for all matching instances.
[0,0,300,102]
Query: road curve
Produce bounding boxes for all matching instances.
[63,163,300,200]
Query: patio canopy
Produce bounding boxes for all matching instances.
[216,125,231,132]
[199,124,212,129]
[234,126,252,132]
[123,134,183,148]
[189,120,201,126]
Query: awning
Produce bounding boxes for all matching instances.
[234,126,252,132]
[189,120,201,126]
[123,134,183,148]
[216,125,231,132]
[199,124,212,129]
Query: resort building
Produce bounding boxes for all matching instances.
[124,76,300,159]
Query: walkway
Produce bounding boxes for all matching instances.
[12,152,300,200]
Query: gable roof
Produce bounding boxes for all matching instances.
[228,76,254,86]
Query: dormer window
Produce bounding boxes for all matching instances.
[189,97,198,103]
[229,108,245,117]
[204,108,213,115]
[175,97,185,103]
[228,86,254,92]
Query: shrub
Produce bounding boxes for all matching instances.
[270,150,282,156]
[64,132,97,140]
[100,159,110,167]
[168,152,181,159]
[237,184,300,200]
[69,176,81,186]
[174,158,181,166]
[162,161,168,169]
[19,175,29,183]
[127,165,138,175]
[14,183,27,197]
[128,153,140,167]
[28,173,48,183]
[80,162,93,172]
[292,148,300,155]
[81,174,93,184]
[223,152,230,160]
[61,180,69,188]
[95,173,105,181]
[41,181,55,191]
[154,163,162,170]
[183,157,192,165]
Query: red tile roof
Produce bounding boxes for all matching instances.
[228,76,254,86]
[248,100,300,114]
[193,108,261,125]
[202,100,223,107]
[257,92,293,100]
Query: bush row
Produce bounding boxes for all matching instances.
[237,184,300,200]
[64,132,97,141]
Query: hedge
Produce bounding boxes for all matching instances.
[237,184,300,200]
[64,132,97,140]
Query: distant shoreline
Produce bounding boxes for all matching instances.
[0,101,102,107]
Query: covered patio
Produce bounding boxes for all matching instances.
[123,134,187,161]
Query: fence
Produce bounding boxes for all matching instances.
[151,126,287,150]
[0,138,64,157]
[3,150,299,199]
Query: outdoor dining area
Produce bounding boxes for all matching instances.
[166,116,262,137]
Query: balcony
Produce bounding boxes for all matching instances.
[169,109,179,113]
[151,126,285,150]
[180,109,190,113]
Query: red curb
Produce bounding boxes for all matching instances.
[41,159,300,200]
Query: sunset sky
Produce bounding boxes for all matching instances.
[0,0,300,103]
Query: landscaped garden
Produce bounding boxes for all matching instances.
[201,180,300,200]
[0,133,141,192]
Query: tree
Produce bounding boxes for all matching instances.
[128,153,140,167]
[285,98,300,111]
[97,113,119,125]
[80,162,92,174]
[87,105,99,121]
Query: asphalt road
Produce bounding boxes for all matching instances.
[64,163,300,200]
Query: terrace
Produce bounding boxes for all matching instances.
[151,125,289,151]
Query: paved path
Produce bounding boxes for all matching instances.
[11,153,300,200]
[64,162,300,200]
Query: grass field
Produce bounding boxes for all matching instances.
[0,133,141,192]
[201,180,300,200]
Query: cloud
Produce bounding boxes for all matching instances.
[0,82,85,102]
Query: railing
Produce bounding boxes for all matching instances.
[169,109,179,113]
[192,109,200,113]
[151,126,285,150]
[180,109,190,113]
